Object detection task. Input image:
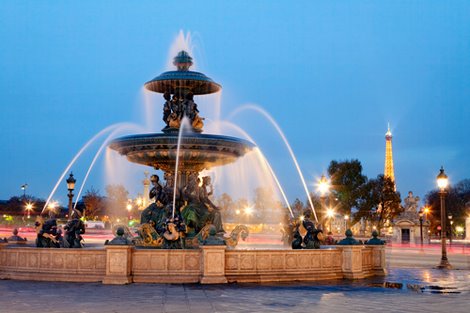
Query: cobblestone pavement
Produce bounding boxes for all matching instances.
[1,268,469,313]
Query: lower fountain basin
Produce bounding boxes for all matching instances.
[109,133,255,172]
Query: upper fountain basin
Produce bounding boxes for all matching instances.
[144,70,221,95]
[109,132,255,172]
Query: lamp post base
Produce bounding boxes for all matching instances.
[436,258,452,269]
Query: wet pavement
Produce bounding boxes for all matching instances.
[0,268,469,313]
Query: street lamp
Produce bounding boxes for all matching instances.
[448,214,453,245]
[21,183,28,200]
[317,174,330,230]
[418,209,424,246]
[126,203,132,220]
[25,202,34,220]
[326,208,335,233]
[244,206,254,216]
[66,172,76,220]
[436,166,451,269]
[344,214,349,232]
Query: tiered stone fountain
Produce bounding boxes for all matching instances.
[109,51,254,248]
[0,51,387,285]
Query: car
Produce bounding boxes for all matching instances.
[85,221,105,229]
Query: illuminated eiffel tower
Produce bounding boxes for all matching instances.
[384,123,396,188]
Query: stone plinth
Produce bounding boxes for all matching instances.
[200,246,227,284]
[370,245,387,276]
[132,249,201,283]
[103,246,133,285]
[338,246,364,279]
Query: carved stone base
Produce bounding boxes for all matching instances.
[200,246,227,284]
[103,246,133,285]
[338,246,365,279]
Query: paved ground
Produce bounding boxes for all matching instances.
[1,268,469,313]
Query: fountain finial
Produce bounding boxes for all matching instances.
[173,51,193,71]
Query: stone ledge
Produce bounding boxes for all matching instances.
[0,246,386,284]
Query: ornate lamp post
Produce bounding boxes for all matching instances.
[25,202,33,219]
[318,174,330,230]
[418,209,424,246]
[66,172,76,220]
[344,214,349,232]
[21,183,28,200]
[126,202,133,221]
[326,208,335,233]
[436,167,451,269]
[447,214,453,245]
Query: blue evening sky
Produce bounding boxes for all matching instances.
[1,1,469,208]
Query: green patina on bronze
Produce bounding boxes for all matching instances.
[337,229,360,245]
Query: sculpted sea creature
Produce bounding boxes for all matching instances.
[135,223,163,247]
[225,225,249,249]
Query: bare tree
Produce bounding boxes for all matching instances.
[82,187,105,219]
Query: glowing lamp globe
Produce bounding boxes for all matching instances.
[436,167,448,191]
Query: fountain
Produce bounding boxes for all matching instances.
[109,51,254,248]
[0,48,387,285]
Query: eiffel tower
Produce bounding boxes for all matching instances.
[384,123,396,189]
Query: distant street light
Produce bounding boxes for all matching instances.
[418,209,424,247]
[317,174,330,230]
[21,183,28,199]
[436,167,451,269]
[326,208,335,233]
[25,202,34,219]
[66,172,76,220]
[244,206,254,216]
[127,202,133,220]
[318,174,330,195]
[448,214,453,245]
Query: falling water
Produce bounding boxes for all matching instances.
[42,123,132,214]
[229,104,318,222]
[142,88,159,133]
[166,30,196,70]
[74,123,144,209]
[208,120,294,218]
[172,118,191,218]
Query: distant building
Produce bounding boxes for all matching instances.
[391,191,430,244]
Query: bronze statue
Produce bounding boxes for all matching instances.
[192,113,204,131]
[7,228,27,244]
[149,174,164,204]
[292,211,323,249]
[105,226,134,245]
[201,225,225,246]
[168,112,181,128]
[170,95,183,119]
[63,208,86,248]
[337,229,360,245]
[182,92,199,120]
[162,92,171,126]
[35,213,61,248]
[181,173,208,235]
[140,174,169,231]
[200,176,224,234]
[365,230,385,245]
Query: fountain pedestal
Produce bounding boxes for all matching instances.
[200,246,228,284]
[103,246,133,285]
[338,246,365,279]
